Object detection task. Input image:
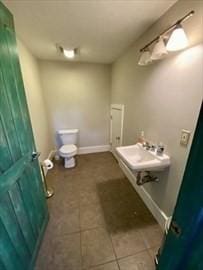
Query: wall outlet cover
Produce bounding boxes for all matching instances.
[180,129,191,146]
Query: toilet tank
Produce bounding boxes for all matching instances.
[58,129,79,145]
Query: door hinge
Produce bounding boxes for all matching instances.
[170,221,182,237]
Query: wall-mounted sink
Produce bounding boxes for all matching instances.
[116,143,170,172]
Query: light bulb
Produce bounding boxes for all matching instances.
[63,49,75,58]
[166,24,188,51]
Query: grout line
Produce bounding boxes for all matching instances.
[146,248,156,263]
[116,247,152,262]
[115,259,121,270]
[79,231,83,269]
[108,230,119,265]
[78,196,83,270]
[52,230,81,238]
[80,225,106,233]
[88,259,117,269]
[108,232,121,270]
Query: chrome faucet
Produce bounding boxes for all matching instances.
[142,141,157,152]
[150,144,156,152]
[142,141,150,150]
[142,140,164,154]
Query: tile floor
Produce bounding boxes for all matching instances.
[35,152,163,270]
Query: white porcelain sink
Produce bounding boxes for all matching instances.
[116,143,170,171]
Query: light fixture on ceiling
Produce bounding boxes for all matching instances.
[166,24,188,51]
[151,37,168,60]
[138,49,152,66]
[57,45,78,59]
[63,48,76,58]
[138,10,194,65]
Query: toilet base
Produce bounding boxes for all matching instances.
[64,156,76,168]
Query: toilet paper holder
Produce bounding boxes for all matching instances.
[41,159,54,199]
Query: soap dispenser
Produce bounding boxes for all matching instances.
[157,142,164,155]
[138,131,145,144]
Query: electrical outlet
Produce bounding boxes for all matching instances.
[180,129,191,146]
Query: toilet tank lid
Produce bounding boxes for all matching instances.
[58,129,79,135]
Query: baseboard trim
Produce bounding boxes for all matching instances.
[119,159,168,231]
[46,145,111,158]
[78,145,110,155]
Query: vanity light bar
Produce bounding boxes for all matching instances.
[139,10,194,52]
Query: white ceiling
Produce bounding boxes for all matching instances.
[4,0,177,63]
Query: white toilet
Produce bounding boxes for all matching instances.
[58,129,79,168]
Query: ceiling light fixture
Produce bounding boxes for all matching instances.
[138,10,194,65]
[57,45,78,59]
[63,48,76,59]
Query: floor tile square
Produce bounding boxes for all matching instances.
[35,231,54,270]
[80,203,105,230]
[52,233,81,270]
[81,228,115,269]
[139,224,163,249]
[111,229,146,258]
[118,251,155,270]
[46,206,80,236]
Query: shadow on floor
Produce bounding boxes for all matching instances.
[96,177,157,234]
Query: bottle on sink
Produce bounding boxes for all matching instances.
[157,142,164,155]
[137,131,145,144]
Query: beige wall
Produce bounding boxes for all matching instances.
[17,39,53,161]
[111,0,203,216]
[39,61,111,148]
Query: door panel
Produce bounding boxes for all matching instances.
[0,114,13,172]
[0,3,48,270]
[110,105,124,158]
[18,170,40,238]
[0,194,31,266]
[0,71,22,165]
[112,109,122,146]
[9,182,36,253]
[0,27,31,155]
[0,219,23,270]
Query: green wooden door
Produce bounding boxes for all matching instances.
[157,102,203,269]
[0,3,48,270]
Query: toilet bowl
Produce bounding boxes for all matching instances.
[57,129,79,168]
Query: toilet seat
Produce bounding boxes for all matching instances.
[59,144,77,157]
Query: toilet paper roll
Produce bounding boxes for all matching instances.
[43,159,54,170]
